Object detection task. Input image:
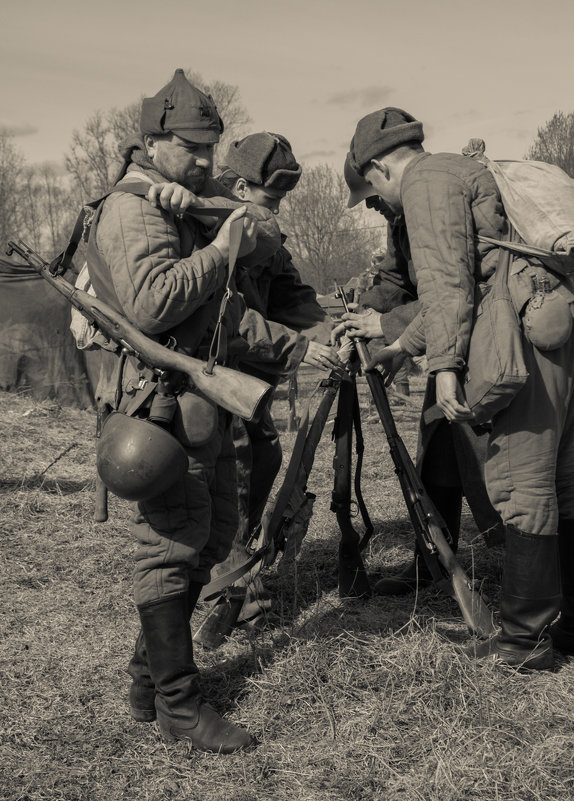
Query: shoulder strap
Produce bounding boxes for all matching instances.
[52,181,153,276]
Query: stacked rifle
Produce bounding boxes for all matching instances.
[195,285,496,645]
[9,237,495,645]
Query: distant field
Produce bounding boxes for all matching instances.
[1,381,573,801]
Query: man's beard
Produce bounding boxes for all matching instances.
[185,169,208,192]
[152,151,209,193]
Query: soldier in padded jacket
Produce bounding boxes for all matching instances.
[334,153,503,597]
[90,70,289,753]
[345,106,574,671]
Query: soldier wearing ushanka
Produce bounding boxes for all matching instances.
[336,150,504,598]
[212,132,338,626]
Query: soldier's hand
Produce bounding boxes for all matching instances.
[237,212,257,257]
[213,206,257,260]
[147,182,200,213]
[330,309,384,345]
[435,370,474,422]
[303,341,343,372]
[365,339,406,385]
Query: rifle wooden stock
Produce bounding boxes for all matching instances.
[6,240,273,422]
[193,586,247,650]
[259,371,342,568]
[332,377,371,599]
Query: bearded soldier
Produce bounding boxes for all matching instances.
[90,70,287,751]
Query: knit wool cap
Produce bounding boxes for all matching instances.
[140,69,223,144]
[350,107,424,175]
[223,132,302,191]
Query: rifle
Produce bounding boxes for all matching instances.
[331,374,373,599]
[193,585,247,650]
[259,370,342,570]
[6,239,273,422]
[334,285,495,638]
[193,367,345,649]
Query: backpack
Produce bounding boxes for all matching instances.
[67,181,152,352]
[478,158,574,275]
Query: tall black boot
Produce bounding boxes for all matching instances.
[127,630,156,722]
[127,583,203,723]
[373,485,462,595]
[470,526,560,671]
[138,590,252,752]
[550,519,574,654]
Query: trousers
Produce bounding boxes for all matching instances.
[486,331,574,536]
[131,410,238,606]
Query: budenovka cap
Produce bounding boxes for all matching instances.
[140,69,223,144]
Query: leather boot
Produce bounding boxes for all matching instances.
[469,526,560,670]
[127,630,156,722]
[550,519,574,654]
[127,582,203,724]
[138,590,253,753]
[373,485,462,595]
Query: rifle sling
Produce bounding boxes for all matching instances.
[198,546,269,603]
[204,216,244,373]
[351,380,374,550]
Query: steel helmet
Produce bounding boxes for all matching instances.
[97,412,188,502]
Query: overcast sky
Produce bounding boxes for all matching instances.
[2,0,573,172]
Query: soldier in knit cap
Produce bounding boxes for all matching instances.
[198,132,339,634]
[88,69,290,752]
[334,151,503,596]
[343,106,574,670]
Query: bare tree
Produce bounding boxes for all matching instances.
[17,164,77,257]
[65,101,141,201]
[0,131,25,249]
[525,111,574,177]
[65,70,251,201]
[279,163,385,293]
[38,165,77,255]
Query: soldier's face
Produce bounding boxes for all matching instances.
[234,181,286,215]
[366,195,396,222]
[363,161,402,215]
[148,134,214,192]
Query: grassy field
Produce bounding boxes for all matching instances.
[1,376,573,801]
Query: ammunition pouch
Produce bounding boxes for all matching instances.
[173,388,218,448]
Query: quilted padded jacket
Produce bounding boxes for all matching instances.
[398,152,506,372]
[90,164,299,405]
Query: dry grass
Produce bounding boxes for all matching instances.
[1,380,573,801]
